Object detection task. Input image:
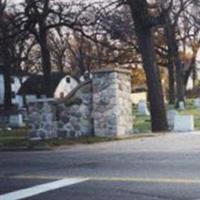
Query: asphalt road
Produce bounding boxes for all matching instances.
[1,132,200,200]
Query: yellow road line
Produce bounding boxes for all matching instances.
[89,177,200,184]
[2,175,200,185]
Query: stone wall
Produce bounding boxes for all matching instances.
[28,99,57,139]
[28,68,133,139]
[28,81,93,139]
[56,81,93,138]
[92,68,133,137]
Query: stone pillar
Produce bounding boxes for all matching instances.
[92,68,133,137]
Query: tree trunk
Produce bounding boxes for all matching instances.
[40,31,52,97]
[192,60,197,87]
[3,67,12,111]
[78,48,85,76]
[2,45,12,111]
[164,15,185,107]
[164,18,175,105]
[167,62,175,105]
[174,55,185,106]
[127,0,168,132]
[140,32,168,131]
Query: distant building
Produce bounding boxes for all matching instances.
[54,75,79,99]
[18,72,79,102]
[0,70,29,108]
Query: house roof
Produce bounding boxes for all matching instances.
[18,72,69,96]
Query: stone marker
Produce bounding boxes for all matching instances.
[173,115,194,132]
[178,101,185,110]
[167,110,177,129]
[194,98,200,108]
[137,100,150,116]
[9,114,24,128]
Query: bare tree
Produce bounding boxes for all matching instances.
[143,0,200,106]
[48,31,69,73]
[0,7,15,110]
[126,0,168,132]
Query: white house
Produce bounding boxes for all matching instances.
[0,71,29,108]
[18,73,80,102]
[54,75,79,98]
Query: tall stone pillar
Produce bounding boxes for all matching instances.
[92,68,133,137]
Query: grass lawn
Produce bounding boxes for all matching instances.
[0,127,115,149]
[133,115,151,133]
[0,127,30,148]
[0,127,158,150]
[0,133,158,150]
[133,98,200,133]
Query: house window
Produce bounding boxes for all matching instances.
[66,77,70,83]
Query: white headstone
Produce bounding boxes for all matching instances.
[167,110,177,129]
[194,98,200,108]
[9,114,24,127]
[178,101,185,110]
[137,100,150,116]
[173,115,194,132]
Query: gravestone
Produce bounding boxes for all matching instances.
[9,114,24,127]
[137,100,150,116]
[167,110,177,129]
[194,98,200,108]
[173,115,194,132]
[178,101,185,110]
